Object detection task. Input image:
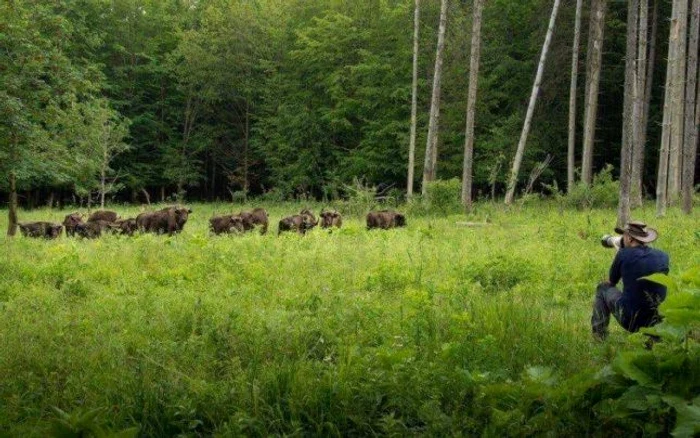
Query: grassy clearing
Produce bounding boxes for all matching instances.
[0,201,698,436]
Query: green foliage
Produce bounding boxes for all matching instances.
[1,202,697,436]
[462,254,535,294]
[423,179,463,215]
[557,165,620,209]
[339,179,377,216]
[50,407,139,438]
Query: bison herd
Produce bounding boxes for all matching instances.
[17,207,407,239]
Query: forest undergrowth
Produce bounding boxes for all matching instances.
[0,201,698,436]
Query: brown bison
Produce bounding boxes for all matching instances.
[209,215,245,235]
[366,210,406,230]
[278,209,319,235]
[136,206,191,235]
[109,218,138,236]
[75,220,112,239]
[62,213,84,237]
[238,207,269,234]
[319,210,342,229]
[88,210,119,223]
[18,222,63,239]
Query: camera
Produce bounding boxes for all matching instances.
[601,234,624,250]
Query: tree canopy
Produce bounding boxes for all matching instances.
[0,0,686,204]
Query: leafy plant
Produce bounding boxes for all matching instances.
[423,179,463,215]
[49,407,139,438]
[564,165,620,209]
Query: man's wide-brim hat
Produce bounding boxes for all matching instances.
[614,220,658,243]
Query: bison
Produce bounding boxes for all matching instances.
[210,214,245,235]
[75,220,112,239]
[87,210,119,223]
[319,210,342,229]
[136,206,191,235]
[238,207,269,234]
[366,210,406,230]
[109,218,138,236]
[278,209,319,235]
[18,222,63,239]
[63,213,84,237]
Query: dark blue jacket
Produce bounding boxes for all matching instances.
[609,246,670,332]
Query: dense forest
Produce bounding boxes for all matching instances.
[1,0,697,207]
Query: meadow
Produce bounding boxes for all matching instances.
[0,201,698,436]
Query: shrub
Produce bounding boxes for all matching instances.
[562,165,619,209]
[341,179,378,216]
[461,255,535,294]
[423,179,463,215]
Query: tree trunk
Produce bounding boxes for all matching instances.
[505,0,562,205]
[668,0,688,203]
[567,0,584,193]
[160,186,165,202]
[581,0,608,185]
[244,99,250,203]
[683,0,700,213]
[656,13,675,216]
[407,0,420,198]
[7,171,18,237]
[461,0,485,210]
[618,0,640,227]
[421,0,448,194]
[47,191,55,209]
[658,0,686,215]
[141,188,151,206]
[632,0,657,207]
[100,164,106,209]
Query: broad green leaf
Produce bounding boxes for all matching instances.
[643,273,678,293]
[525,366,557,386]
[662,396,700,438]
[613,352,658,387]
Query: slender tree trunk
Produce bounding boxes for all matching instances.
[7,171,18,237]
[407,0,420,198]
[244,99,250,203]
[421,0,448,194]
[505,0,562,205]
[669,0,688,203]
[683,0,700,213]
[658,0,685,214]
[619,0,640,227]
[657,12,676,215]
[567,0,584,193]
[100,159,107,209]
[141,188,151,206]
[461,0,485,209]
[581,0,608,185]
[632,0,656,207]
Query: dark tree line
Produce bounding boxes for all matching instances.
[1,0,697,218]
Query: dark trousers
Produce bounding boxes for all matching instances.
[591,283,623,339]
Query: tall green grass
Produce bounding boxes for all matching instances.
[0,202,698,436]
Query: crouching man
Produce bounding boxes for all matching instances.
[592,221,670,340]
